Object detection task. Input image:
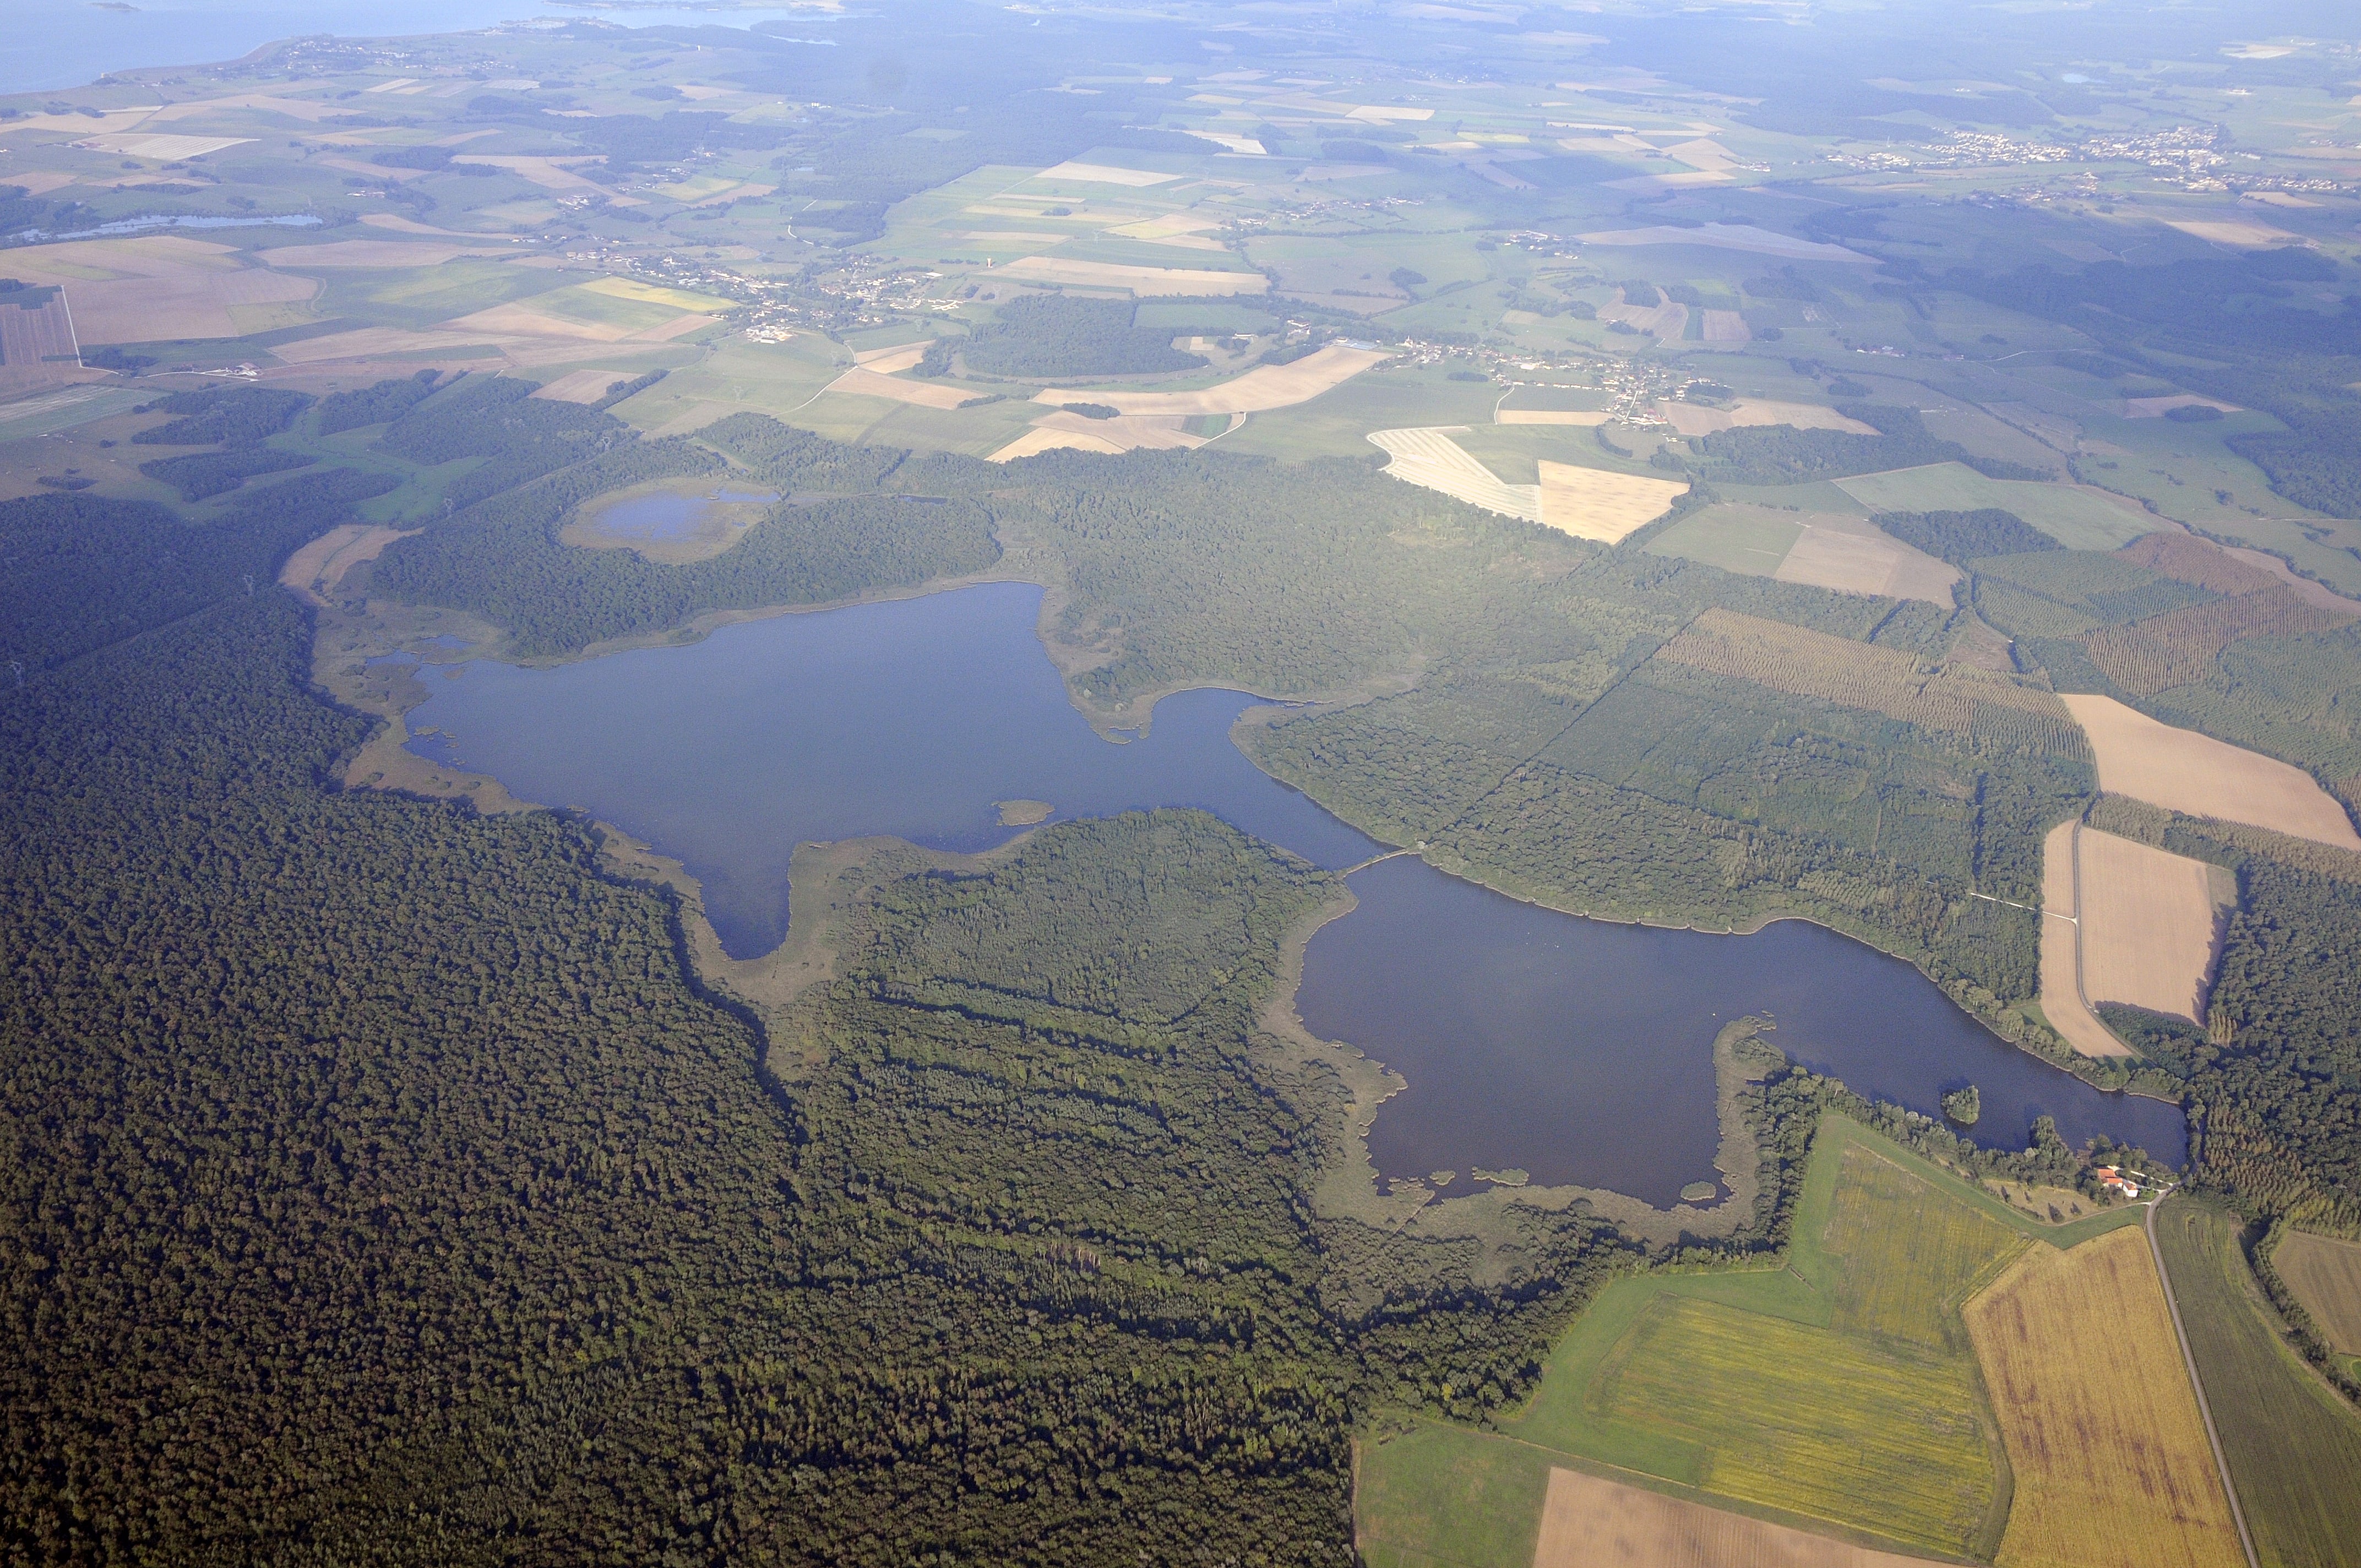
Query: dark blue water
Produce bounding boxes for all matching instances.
[1297,857,2190,1207]
[400,581,1380,957]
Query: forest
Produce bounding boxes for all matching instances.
[922,294,1209,379]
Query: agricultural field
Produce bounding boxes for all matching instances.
[1359,1115,2153,1568]
[2038,820,2129,1060]
[1529,1468,1938,1568]
[1965,1226,2244,1568]
[2152,1202,2361,1568]
[2071,827,2234,1025]
[1835,466,2155,552]
[2061,695,2361,851]
[2272,1231,2361,1359]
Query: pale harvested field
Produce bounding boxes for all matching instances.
[73,271,315,345]
[989,426,1128,461]
[1598,298,1688,337]
[258,239,515,268]
[1660,400,1878,438]
[75,133,251,160]
[269,326,511,366]
[2038,821,2130,1059]
[581,276,734,313]
[1034,343,1387,416]
[146,92,349,124]
[2216,545,2361,616]
[1369,427,1540,520]
[3,236,323,345]
[2124,395,2242,419]
[1029,161,1183,186]
[452,155,641,203]
[2075,827,2229,1023]
[994,257,1267,296]
[1774,520,1960,606]
[0,293,81,398]
[4,171,81,197]
[445,301,634,342]
[629,314,717,344]
[1531,1467,1940,1568]
[1699,309,1751,343]
[530,368,637,404]
[1499,409,1611,426]
[2,106,161,135]
[278,524,418,606]
[1966,1228,2244,1568]
[1539,459,1688,544]
[2273,1230,2361,1355]
[2061,694,2361,850]
[852,342,931,372]
[358,214,509,239]
[2166,219,2297,248]
[1032,410,1206,450]
[824,365,975,409]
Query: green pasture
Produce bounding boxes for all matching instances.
[2152,1200,2361,1568]
[1222,366,1501,464]
[1646,504,1805,576]
[1834,463,2156,551]
[1359,1114,2142,1568]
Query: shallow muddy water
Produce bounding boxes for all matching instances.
[399,582,1380,957]
[400,580,2187,1202]
[591,486,782,541]
[1296,856,2190,1206]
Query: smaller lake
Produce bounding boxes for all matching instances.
[399,582,1379,957]
[1297,857,2189,1208]
[594,487,782,542]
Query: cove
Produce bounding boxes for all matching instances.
[1296,856,2191,1208]
[398,581,1380,957]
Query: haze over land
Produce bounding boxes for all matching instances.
[3,1,2360,1562]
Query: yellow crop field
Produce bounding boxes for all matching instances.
[2038,821,2132,1059]
[1530,1467,1937,1568]
[581,275,736,314]
[1771,520,1959,606]
[1597,1296,1994,1553]
[1035,343,1389,416]
[2273,1229,2361,1355]
[1659,608,2083,754]
[1965,1227,2244,1568]
[1538,459,1688,543]
[1821,1144,2025,1347]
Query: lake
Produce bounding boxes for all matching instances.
[399,581,1380,958]
[1296,856,2190,1206]
[592,487,783,542]
[398,579,2188,1200]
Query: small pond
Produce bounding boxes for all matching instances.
[1296,856,2190,1207]
[592,486,782,542]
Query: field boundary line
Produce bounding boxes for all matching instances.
[2146,1199,2260,1568]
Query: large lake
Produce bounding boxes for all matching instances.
[399,580,2187,1200]
[1296,857,2189,1207]
[400,582,1380,957]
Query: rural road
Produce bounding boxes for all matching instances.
[2145,1198,2260,1568]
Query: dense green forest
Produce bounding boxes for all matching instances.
[921,295,1209,379]
[1684,405,2048,484]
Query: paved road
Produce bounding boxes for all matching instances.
[2145,1197,2260,1568]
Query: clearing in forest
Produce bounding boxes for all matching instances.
[2037,821,2129,1059]
[278,524,419,607]
[1035,342,1388,416]
[2073,826,2233,1023]
[2060,694,2361,850]
[2272,1229,2361,1356]
[1658,608,2081,753]
[1965,1226,2245,1568]
[1528,1467,1943,1568]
